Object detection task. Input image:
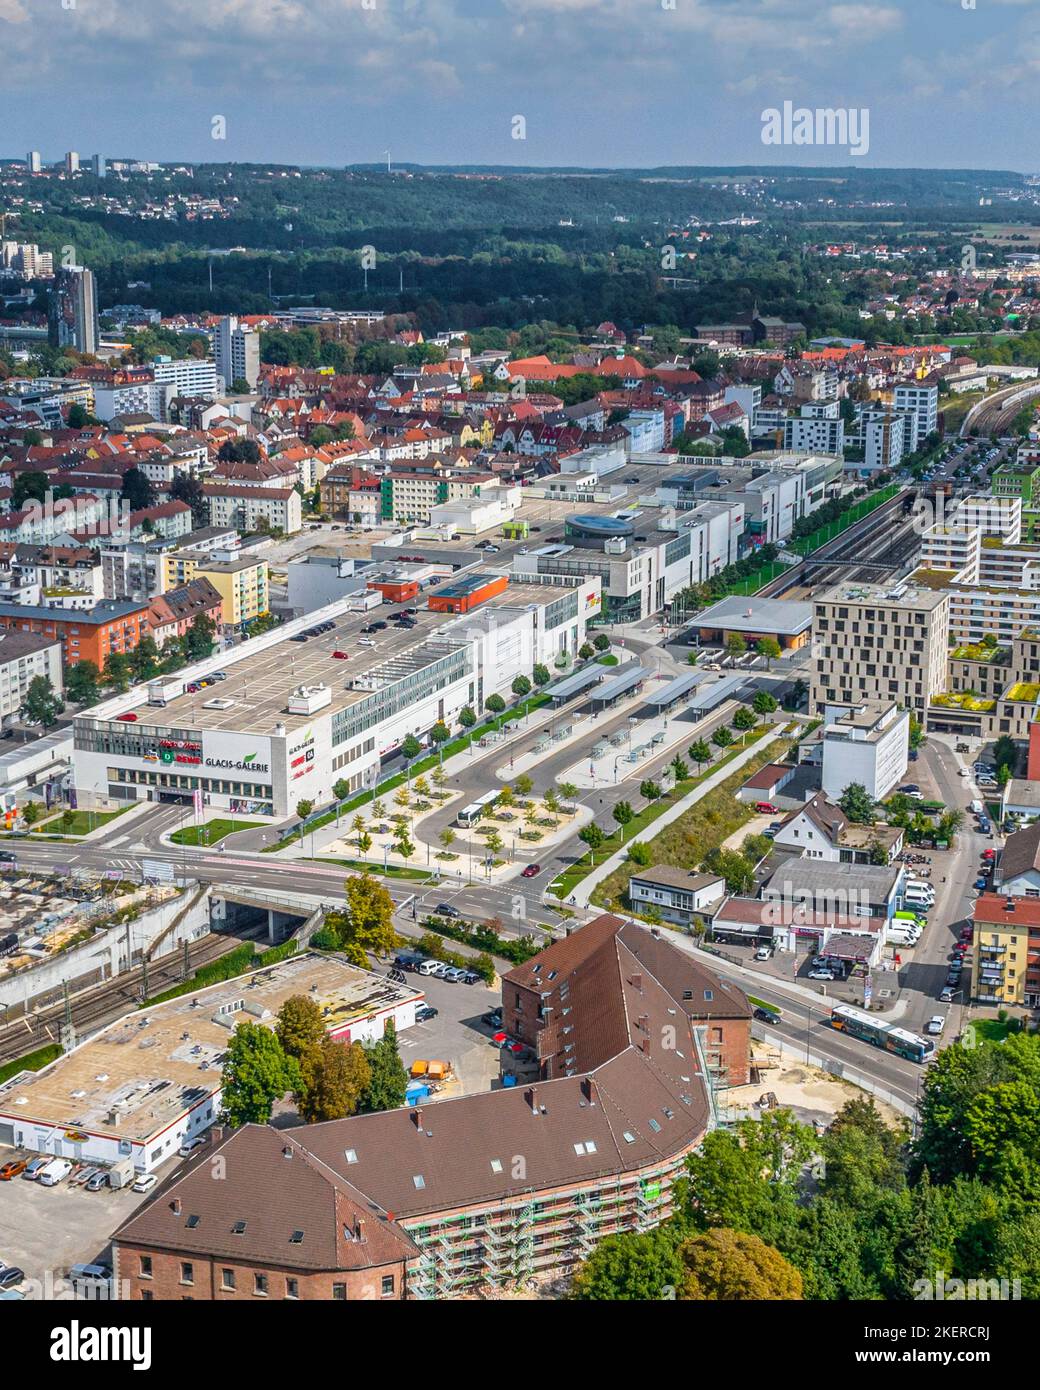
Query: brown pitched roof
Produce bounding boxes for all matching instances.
[997,822,1040,882]
[112,1125,419,1271]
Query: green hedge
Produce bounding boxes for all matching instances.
[0,1043,62,1087]
[140,939,298,1008]
[421,914,542,966]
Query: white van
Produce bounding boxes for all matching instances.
[887,926,921,946]
[37,1158,73,1187]
[970,800,983,815]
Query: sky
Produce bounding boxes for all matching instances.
[0,0,1037,171]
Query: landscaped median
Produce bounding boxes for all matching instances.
[170,818,265,848]
[588,728,796,912]
[547,723,786,905]
[263,692,551,853]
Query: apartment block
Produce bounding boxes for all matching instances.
[812,581,950,716]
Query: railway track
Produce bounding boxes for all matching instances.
[761,489,917,601]
[0,930,252,1068]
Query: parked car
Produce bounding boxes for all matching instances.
[926,1015,947,1036]
[440,967,465,983]
[416,959,441,977]
[753,1007,781,1025]
[415,1006,438,1023]
[808,967,836,981]
[85,1171,109,1192]
[0,1160,26,1181]
[459,971,480,986]
[70,1166,98,1187]
[115,712,138,723]
[755,802,778,815]
[331,651,350,660]
[754,945,772,961]
[0,1267,25,1290]
[482,1010,503,1029]
[521,864,541,879]
[131,1174,158,1195]
[21,1157,47,1181]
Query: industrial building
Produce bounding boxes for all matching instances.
[0,953,422,1174]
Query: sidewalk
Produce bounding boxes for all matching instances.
[567,722,785,908]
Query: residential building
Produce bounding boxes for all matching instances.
[627,868,726,926]
[893,383,939,442]
[112,917,747,1299]
[161,552,269,634]
[202,483,303,536]
[0,598,149,668]
[812,581,951,716]
[971,892,1039,1008]
[147,578,224,648]
[213,316,261,393]
[820,701,910,802]
[48,266,99,356]
[0,630,63,723]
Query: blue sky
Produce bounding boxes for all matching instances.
[0,0,1036,170]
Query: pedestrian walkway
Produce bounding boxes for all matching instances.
[567,723,785,908]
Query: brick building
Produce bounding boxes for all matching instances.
[112,915,750,1298]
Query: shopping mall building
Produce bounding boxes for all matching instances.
[71,573,601,817]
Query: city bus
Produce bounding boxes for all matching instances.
[456,790,501,828]
[830,1004,934,1064]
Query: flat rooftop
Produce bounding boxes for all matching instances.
[695,594,812,635]
[0,953,420,1144]
[818,580,951,610]
[85,580,583,736]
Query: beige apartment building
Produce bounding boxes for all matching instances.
[812,581,950,716]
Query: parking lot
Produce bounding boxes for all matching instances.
[393,968,526,1095]
[0,1159,172,1294]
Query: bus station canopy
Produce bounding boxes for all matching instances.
[591,663,650,705]
[549,666,605,704]
[642,670,703,709]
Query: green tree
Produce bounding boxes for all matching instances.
[756,637,782,669]
[120,466,154,512]
[430,720,450,744]
[679,1229,803,1301]
[571,1230,682,1301]
[65,659,101,706]
[579,823,605,855]
[21,800,42,826]
[357,1020,409,1114]
[733,707,757,732]
[401,734,422,761]
[511,675,532,698]
[333,779,351,802]
[12,471,49,510]
[514,774,533,797]
[612,801,634,838]
[639,780,662,802]
[275,995,326,1062]
[458,705,477,729]
[557,782,578,805]
[725,633,748,659]
[838,782,876,825]
[220,1022,300,1127]
[128,636,161,683]
[324,874,398,966]
[532,664,551,687]
[688,739,712,770]
[440,827,456,854]
[60,807,76,833]
[297,1036,371,1125]
[593,633,611,652]
[184,613,217,662]
[485,693,506,714]
[296,799,314,820]
[628,841,652,867]
[20,675,63,728]
[671,756,690,782]
[578,643,595,662]
[712,726,733,750]
[752,691,778,716]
